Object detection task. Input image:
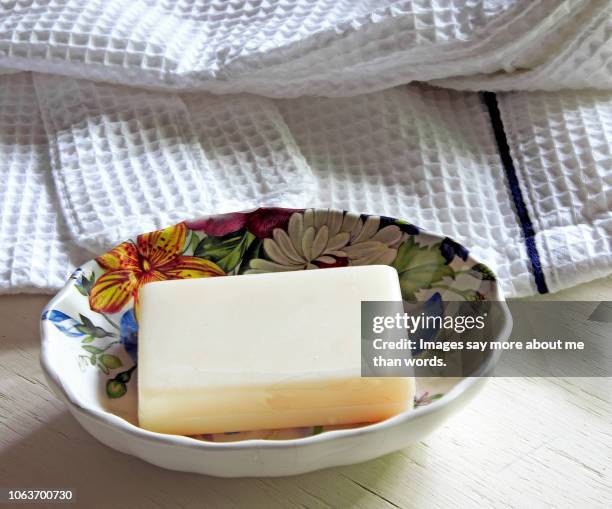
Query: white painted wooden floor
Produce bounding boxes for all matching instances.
[1,276,611,508]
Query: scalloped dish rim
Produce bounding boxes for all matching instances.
[39,208,511,452]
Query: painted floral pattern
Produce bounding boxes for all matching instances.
[90,222,224,315]
[43,208,496,439]
[247,210,404,272]
[42,305,133,396]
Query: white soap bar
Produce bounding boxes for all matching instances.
[138,265,414,435]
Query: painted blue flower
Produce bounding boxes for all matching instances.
[380,215,420,235]
[440,237,469,264]
[41,310,84,337]
[397,222,420,235]
[120,309,138,362]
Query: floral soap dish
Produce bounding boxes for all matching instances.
[40,208,510,477]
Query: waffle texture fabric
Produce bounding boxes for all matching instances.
[278,87,612,296]
[0,1,610,97]
[0,73,92,292]
[0,71,609,297]
[0,0,610,297]
[34,73,312,250]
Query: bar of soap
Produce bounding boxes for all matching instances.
[138,265,414,435]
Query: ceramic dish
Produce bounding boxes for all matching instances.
[40,207,511,477]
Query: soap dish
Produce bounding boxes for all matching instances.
[40,208,510,477]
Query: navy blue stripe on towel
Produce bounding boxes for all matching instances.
[482,91,549,294]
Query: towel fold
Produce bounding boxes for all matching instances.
[34,74,312,251]
[0,73,90,292]
[0,1,609,96]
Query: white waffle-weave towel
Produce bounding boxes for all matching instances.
[0,0,610,297]
[0,0,610,96]
[0,72,609,296]
[33,73,312,250]
[0,73,92,292]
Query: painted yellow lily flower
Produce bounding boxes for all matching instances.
[89,223,224,315]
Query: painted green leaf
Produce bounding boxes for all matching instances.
[81,336,95,344]
[115,366,136,383]
[100,354,123,370]
[106,380,127,398]
[92,326,111,338]
[75,324,94,335]
[194,230,242,259]
[238,238,263,275]
[79,314,94,328]
[82,345,104,355]
[470,263,496,281]
[75,273,94,296]
[392,237,455,301]
[194,229,255,272]
[98,363,109,375]
[83,273,94,293]
[188,230,200,254]
[75,315,112,339]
